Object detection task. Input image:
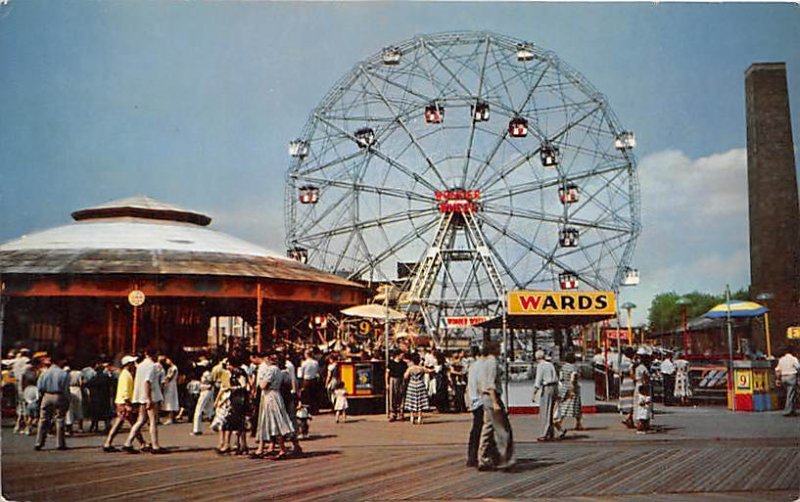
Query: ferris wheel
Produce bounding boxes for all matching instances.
[285,31,640,334]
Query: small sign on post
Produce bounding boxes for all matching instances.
[128,290,146,353]
[128,290,146,307]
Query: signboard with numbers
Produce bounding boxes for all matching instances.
[734,369,752,393]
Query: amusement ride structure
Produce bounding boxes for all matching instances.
[285,32,640,342]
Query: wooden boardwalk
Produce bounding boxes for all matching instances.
[2,408,798,501]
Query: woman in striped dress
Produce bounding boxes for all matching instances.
[554,352,583,437]
[403,353,430,424]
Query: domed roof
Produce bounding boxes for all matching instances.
[71,195,212,226]
[0,197,360,288]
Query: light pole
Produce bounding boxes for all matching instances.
[755,292,774,358]
[676,297,692,356]
[621,302,636,346]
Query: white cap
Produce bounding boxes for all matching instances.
[121,355,137,366]
[636,347,648,355]
[535,350,545,360]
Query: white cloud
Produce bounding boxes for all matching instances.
[617,147,751,325]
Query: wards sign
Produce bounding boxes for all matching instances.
[508,291,616,316]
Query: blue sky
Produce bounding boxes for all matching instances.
[1,1,798,325]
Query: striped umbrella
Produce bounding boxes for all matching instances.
[703,300,768,319]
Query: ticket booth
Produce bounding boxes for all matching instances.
[728,360,778,411]
[337,360,385,413]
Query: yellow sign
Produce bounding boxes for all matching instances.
[127,290,146,307]
[752,370,768,392]
[507,291,616,316]
[735,369,752,394]
[788,326,800,340]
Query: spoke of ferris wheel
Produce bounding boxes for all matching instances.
[480,162,629,204]
[360,68,449,188]
[292,184,354,238]
[301,206,439,241]
[567,169,633,227]
[360,65,435,104]
[420,39,474,98]
[312,113,440,193]
[350,215,440,278]
[295,149,365,178]
[482,205,631,234]
[480,103,603,193]
[297,176,433,205]
[468,62,554,180]
[524,236,616,290]
[330,221,359,271]
[460,34,492,187]
[479,214,603,291]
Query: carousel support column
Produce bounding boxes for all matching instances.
[132,304,139,354]
[0,279,6,349]
[502,310,509,403]
[228,316,234,353]
[106,302,114,356]
[385,302,390,419]
[256,283,263,353]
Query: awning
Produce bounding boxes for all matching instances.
[475,312,615,330]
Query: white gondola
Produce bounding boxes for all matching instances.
[558,183,579,204]
[471,101,490,122]
[382,47,401,65]
[508,117,528,137]
[516,43,535,62]
[424,102,444,124]
[615,131,636,150]
[540,143,559,167]
[559,227,579,248]
[622,268,640,286]
[559,271,579,290]
[298,185,320,204]
[288,139,309,159]
[287,247,309,264]
[354,127,376,148]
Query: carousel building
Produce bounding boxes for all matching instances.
[0,196,369,361]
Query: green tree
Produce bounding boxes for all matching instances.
[647,287,751,332]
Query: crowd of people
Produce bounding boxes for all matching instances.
[2,340,495,457]
[5,339,796,472]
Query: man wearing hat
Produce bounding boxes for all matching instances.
[34,354,70,450]
[532,349,559,441]
[102,356,148,452]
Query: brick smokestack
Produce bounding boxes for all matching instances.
[745,62,800,352]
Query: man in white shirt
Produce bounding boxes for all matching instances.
[299,350,320,414]
[476,342,514,471]
[660,352,676,406]
[124,349,166,454]
[532,349,559,441]
[775,346,799,417]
